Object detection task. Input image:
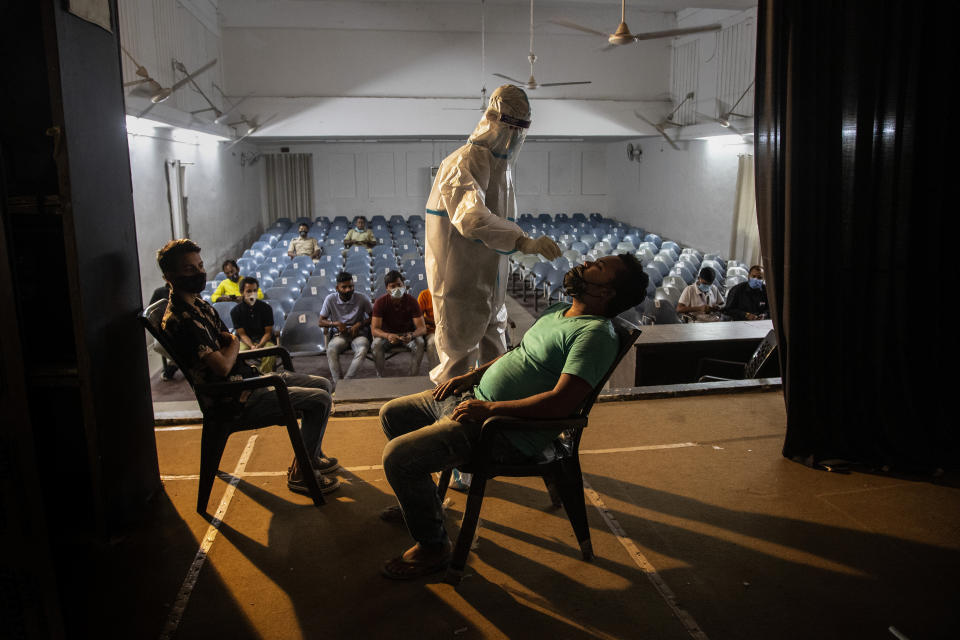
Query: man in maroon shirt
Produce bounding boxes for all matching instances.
[372,270,428,376]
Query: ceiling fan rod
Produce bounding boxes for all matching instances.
[667,92,695,122]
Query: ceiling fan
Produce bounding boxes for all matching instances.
[551,0,722,49]
[121,46,164,97]
[226,114,277,148]
[696,80,754,135]
[176,59,224,122]
[211,84,252,125]
[493,0,591,91]
[133,57,218,118]
[633,91,695,151]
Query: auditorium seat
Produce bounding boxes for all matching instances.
[212,301,236,329]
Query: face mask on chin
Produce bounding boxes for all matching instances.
[173,272,207,294]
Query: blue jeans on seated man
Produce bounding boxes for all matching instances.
[380,389,529,546]
[372,335,425,376]
[326,333,370,380]
[240,371,334,461]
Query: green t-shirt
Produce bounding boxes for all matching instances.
[475,303,619,458]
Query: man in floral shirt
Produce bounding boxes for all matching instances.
[157,238,340,494]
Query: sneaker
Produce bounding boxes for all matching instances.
[315,456,340,475]
[287,466,341,495]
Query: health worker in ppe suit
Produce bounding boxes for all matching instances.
[424,84,561,384]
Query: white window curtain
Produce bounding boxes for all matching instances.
[730,153,762,267]
[264,153,314,222]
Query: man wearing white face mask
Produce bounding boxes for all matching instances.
[230,276,277,373]
[372,270,428,376]
[677,267,725,322]
[425,84,561,385]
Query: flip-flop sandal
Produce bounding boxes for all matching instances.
[380,555,450,581]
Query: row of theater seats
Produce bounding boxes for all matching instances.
[200,215,429,356]
[509,213,748,322]
[205,212,745,351]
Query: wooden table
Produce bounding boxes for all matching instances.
[632,320,775,386]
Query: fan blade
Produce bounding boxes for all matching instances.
[225,133,251,150]
[549,18,609,38]
[657,127,681,151]
[725,122,745,137]
[633,109,660,129]
[695,111,722,124]
[123,78,152,87]
[538,81,592,87]
[633,23,722,41]
[492,72,526,85]
[168,58,217,92]
[598,43,618,53]
[137,101,158,119]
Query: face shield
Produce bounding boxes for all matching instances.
[469,84,531,166]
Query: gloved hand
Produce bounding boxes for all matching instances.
[516,235,562,260]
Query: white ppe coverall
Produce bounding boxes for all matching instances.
[424,85,534,384]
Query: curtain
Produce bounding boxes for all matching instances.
[730,154,761,267]
[265,153,314,222]
[755,0,953,470]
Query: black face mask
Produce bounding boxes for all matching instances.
[173,272,207,294]
[563,265,607,299]
[338,290,354,301]
[299,231,308,238]
[228,272,240,282]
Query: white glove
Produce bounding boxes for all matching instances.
[516,235,562,260]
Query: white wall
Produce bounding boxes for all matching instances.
[128,132,264,304]
[605,136,749,254]
[257,140,609,219]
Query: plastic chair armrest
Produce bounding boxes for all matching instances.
[480,415,588,438]
[196,373,289,398]
[238,346,294,370]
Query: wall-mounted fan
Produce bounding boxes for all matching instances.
[551,0,721,50]
[634,92,695,151]
[494,0,591,90]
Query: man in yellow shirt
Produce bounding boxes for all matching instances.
[211,259,264,302]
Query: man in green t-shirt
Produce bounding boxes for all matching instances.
[378,254,648,579]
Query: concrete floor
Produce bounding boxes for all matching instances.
[103,391,959,640]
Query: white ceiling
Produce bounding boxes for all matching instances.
[136,0,757,140]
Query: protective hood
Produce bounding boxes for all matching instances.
[468,84,531,164]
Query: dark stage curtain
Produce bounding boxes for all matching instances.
[755,0,955,470]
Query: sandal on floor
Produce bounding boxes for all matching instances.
[379,504,405,523]
[380,554,450,580]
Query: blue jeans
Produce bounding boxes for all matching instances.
[241,371,334,459]
[380,389,527,545]
[326,334,370,380]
